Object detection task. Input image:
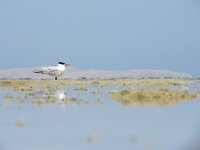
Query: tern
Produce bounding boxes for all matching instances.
[33,62,71,80]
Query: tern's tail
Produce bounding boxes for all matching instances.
[33,70,45,74]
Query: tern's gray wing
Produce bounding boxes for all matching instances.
[33,67,59,75]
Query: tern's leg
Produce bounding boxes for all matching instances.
[55,77,57,80]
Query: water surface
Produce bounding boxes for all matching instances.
[0,81,200,150]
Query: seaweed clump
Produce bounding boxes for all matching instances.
[110,87,198,106]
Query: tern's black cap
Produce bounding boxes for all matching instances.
[58,62,66,65]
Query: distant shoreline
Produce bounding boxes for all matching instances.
[0,67,193,79]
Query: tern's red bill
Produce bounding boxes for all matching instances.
[64,64,71,67]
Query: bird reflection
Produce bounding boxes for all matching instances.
[54,90,67,107]
[55,90,66,100]
[37,88,67,107]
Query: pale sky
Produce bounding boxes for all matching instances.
[0,0,200,75]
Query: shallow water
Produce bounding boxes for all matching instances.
[0,82,200,150]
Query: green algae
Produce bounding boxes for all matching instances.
[4,94,13,99]
[110,87,198,106]
[74,87,88,91]
[15,119,26,128]
[0,79,198,107]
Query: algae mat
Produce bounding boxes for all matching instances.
[0,78,199,106]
